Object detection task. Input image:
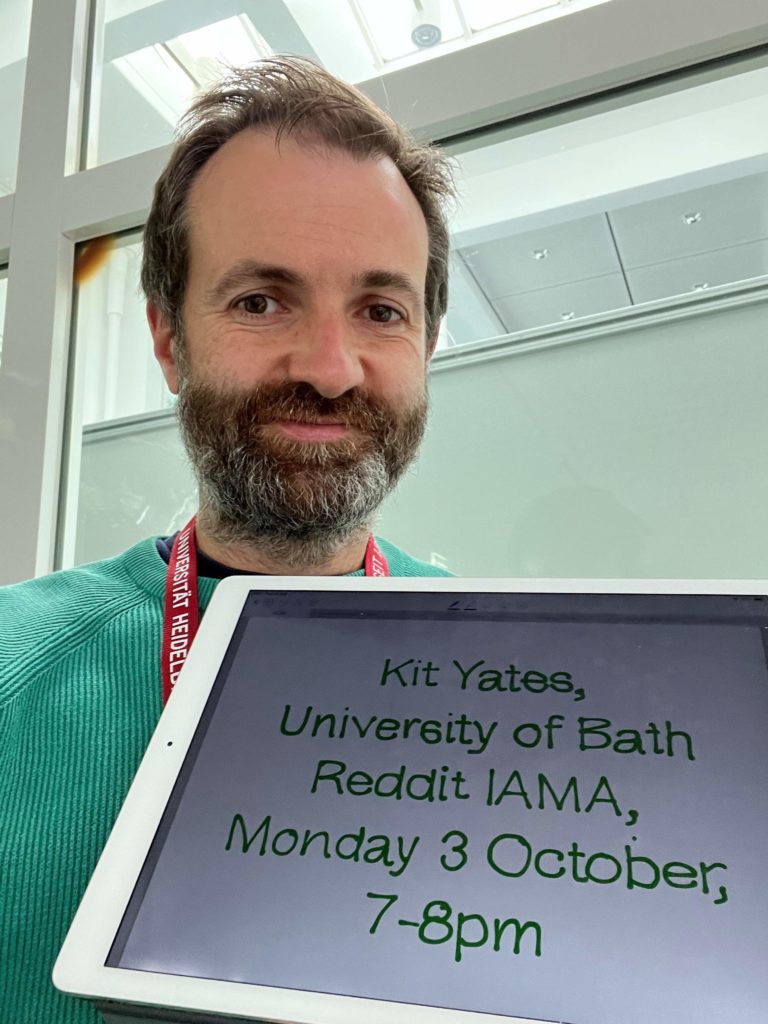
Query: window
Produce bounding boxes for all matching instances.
[0,0,33,195]
[73,232,169,425]
[85,0,610,167]
[63,53,768,577]
[440,59,768,348]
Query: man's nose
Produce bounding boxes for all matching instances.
[286,313,365,398]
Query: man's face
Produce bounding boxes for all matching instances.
[149,130,432,555]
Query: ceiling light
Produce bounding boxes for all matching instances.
[412,22,441,46]
[683,212,703,225]
[532,248,549,260]
[352,0,462,63]
[411,0,442,47]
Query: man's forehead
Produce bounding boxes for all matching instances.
[186,129,427,234]
[184,129,429,288]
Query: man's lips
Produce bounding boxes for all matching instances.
[269,420,351,442]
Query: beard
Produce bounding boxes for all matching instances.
[176,377,428,567]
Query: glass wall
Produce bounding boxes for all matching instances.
[444,60,768,344]
[75,287,768,576]
[0,0,33,195]
[4,0,768,586]
[73,232,170,424]
[85,0,610,167]
[67,232,181,565]
[65,52,768,575]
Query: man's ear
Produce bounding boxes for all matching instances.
[147,301,179,395]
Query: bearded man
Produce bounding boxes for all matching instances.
[0,57,455,1024]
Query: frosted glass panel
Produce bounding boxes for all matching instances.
[75,292,768,578]
[74,233,171,425]
[386,295,768,577]
[75,417,193,566]
[0,0,32,195]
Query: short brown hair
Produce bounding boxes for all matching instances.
[141,56,455,347]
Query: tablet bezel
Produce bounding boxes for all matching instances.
[53,575,768,1024]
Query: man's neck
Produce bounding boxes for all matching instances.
[194,515,370,576]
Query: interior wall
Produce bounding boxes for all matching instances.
[77,293,768,578]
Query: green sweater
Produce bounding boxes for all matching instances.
[0,536,452,1024]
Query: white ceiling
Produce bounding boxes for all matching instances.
[440,61,768,345]
[452,66,768,243]
[448,171,768,340]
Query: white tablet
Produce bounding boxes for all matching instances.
[54,577,768,1024]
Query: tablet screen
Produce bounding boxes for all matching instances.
[107,591,768,1023]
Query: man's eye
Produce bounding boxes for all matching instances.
[237,294,279,316]
[366,303,403,323]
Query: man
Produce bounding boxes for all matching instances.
[0,57,455,1023]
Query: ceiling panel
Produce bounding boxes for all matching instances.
[445,254,507,345]
[459,214,621,299]
[493,273,631,333]
[626,239,768,303]
[609,172,768,269]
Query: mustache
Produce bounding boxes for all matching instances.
[201,381,396,434]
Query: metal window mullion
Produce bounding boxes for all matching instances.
[0,0,90,584]
[84,0,107,170]
[61,143,172,241]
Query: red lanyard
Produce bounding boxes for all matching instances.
[161,515,389,705]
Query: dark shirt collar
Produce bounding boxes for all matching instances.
[156,534,263,580]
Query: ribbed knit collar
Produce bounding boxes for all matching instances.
[117,537,221,611]
[117,536,370,615]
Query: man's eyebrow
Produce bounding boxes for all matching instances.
[355,270,424,312]
[204,261,304,306]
